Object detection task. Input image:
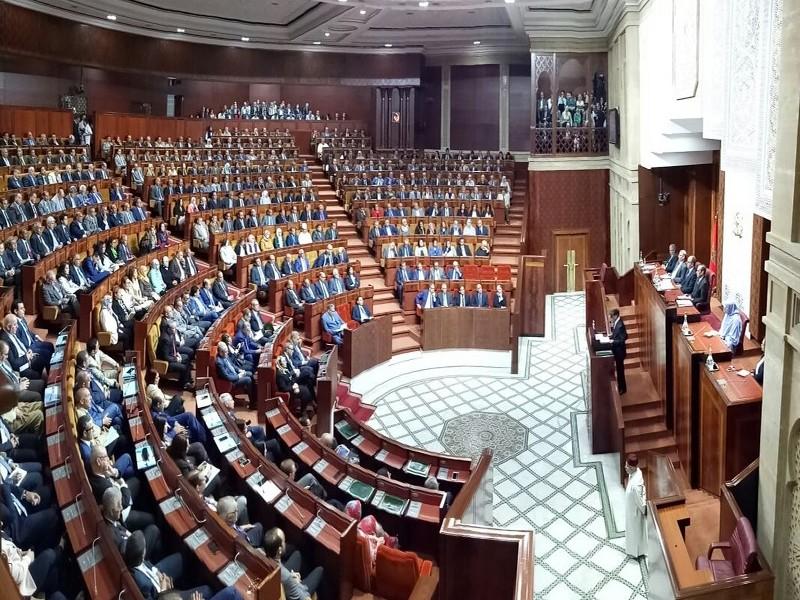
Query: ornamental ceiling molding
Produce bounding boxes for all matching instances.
[721,0,769,176]
[755,0,783,220]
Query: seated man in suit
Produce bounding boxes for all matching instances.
[679,255,698,295]
[453,284,470,307]
[300,278,318,304]
[394,261,411,299]
[215,341,255,394]
[263,527,324,600]
[448,260,464,281]
[41,269,79,315]
[281,253,296,276]
[212,271,234,308]
[156,321,193,390]
[218,495,263,548]
[670,249,689,283]
[327,268,345,295]
[1,314,49,380]
[250,258,268,293]
[415,283,439,310]
[262,255,282,281]
[279,278,303,316]
[76,414,133,479]
[102,486,162,561]
[437,283,452,307]
[124,530,216,600]
[455,237,472,257]
[321,303,347,345]
[493,284,507,308]
[83,253,110,285]
[99,294,130,349]
[351,296,372,324]
[689,264,710,311]
[73,376,124,434]
[0,480,63,555]
[314,273,332,301]
[475,239,491,257]
[664,243,678,272]
[471,283,489,308]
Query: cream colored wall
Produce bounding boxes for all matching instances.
[608,23,640,271]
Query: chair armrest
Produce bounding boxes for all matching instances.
[96,331,113,346]
[708,541,731,559]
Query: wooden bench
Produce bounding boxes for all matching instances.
[234,241,351,290]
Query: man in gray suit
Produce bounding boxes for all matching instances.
[41,269,79,315]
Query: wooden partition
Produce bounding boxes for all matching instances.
[341,314,393,378]
[234,240,349,290]
[439,450,534,600]
[646,471,774,599]
[94,113,367,156]
[634,264,699,427]
[698,357,763,496]
[671,321,732,487]
[0,104,74,137]
[420,307,511,351]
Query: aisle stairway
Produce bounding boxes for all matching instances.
[305,156,420,354]
[615,305,682,479]
[305,155,528,354]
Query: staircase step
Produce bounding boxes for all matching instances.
[624,421,671,442]
[626,432,678,454]
[391,334,421,354]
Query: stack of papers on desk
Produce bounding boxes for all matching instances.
[676,298,694,308]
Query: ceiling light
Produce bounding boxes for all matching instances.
[106,14,117,20]
[176,28,185,33]
[324,32,330,37]
[313,41,322,45]
[359,9,366,14]
[384,43,393,47]
[241,36,250,41]
[505,0,516,3]
[419,1,429,6]
[473,40,481,45]
[338,0,348,2]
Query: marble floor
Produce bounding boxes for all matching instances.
[349,294,648,600]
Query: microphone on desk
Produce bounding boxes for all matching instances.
[233,549,257,593]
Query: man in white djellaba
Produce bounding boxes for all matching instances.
[625,453,647,558]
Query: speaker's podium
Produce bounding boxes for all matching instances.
[341,314,393,378]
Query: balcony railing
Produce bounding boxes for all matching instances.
[531,126,609,156]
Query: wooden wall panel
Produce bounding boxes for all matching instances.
[508,63,532,152]
[415,66,441,150]
[450,64,499,151]
[638,164,715,265]
[528,169,610,293]
[0,3,422,83]
[0,104,73,136]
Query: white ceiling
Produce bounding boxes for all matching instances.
[7,0,627,52]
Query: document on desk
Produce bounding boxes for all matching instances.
[676,298,694,307]
[594,333,611,344]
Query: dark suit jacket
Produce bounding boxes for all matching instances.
[691,276,709,309]
[492,293,507,308]
[212,280,230,302]
[0,331,31,372]
[611,318,628,359]
[300,285,318,303]
[471,292,489,308]
[664,253,678,273]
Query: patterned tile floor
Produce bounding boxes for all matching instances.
[349,294,648,599]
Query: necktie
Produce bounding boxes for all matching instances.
[2,361,19,386]
[460,295,465,306]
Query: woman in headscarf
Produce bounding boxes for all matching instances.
[718,300,743,352]
[148,259,166,295]
[345,500,398,565]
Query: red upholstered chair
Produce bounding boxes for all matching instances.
[708,270,717,297]
[351,534,373,593]
[496,264,512,280]
[695,517,760,581]
[373,545,433,600]
[479,265,496,280]
[462,265,480,280]
[210,359,234,395]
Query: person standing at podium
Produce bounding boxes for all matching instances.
[610,308,628,394]
[351,296,373,324]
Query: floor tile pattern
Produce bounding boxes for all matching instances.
[357,294,648,599]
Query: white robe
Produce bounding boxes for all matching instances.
[625,468,647,557]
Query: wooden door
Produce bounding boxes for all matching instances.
[553,230,589,292]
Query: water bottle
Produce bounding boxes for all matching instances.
[639,251,644,266]
[682,314,690,335]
